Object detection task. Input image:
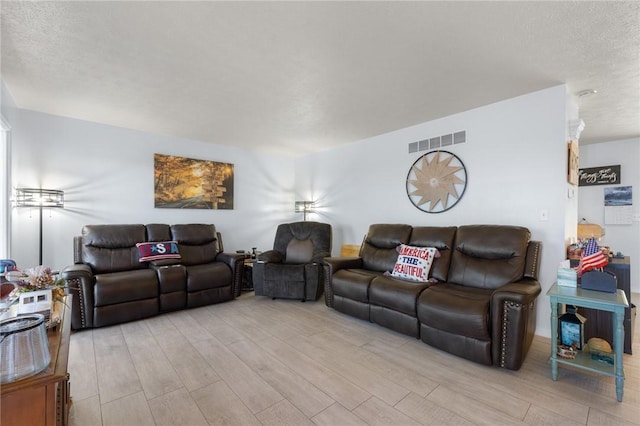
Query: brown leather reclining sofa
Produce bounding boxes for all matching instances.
[61,224,244,330]
[324,224,541,370]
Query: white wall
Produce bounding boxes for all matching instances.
[296,85,571,337]
[4,105,296,272]
[579,137,640,293]
[5,82,578,338]
[564,93,580,247]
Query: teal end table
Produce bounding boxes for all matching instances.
[547,283,629,402]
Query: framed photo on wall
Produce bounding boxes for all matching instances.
[154,153,234,209]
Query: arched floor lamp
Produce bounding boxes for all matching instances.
[14,188,64,265]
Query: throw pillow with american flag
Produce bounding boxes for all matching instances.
[577,237,608,276]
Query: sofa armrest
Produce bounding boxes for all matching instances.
[491,278,541,370]
[61,264,95,330]
[215,251,245,265]
[323,256,363,273]
[303,263,325,301]
[215,252,246,297]
[310,250,331,265]
[492,278,541,305]
[257,250,283,263]
[322,257,364,307]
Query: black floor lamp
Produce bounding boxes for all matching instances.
[14,188,65,265]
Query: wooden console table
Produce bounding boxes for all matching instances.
[1,296,72,426]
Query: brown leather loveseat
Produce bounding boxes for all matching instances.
[324,224,541,370]
[61,223,244,330]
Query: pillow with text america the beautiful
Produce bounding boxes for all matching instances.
[390,244,439,282]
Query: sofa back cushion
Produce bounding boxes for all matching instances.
[409,226,457,282]
[360,224,412,272]
[146,223,172,241]
[81,224,147,273]
[170,224,219,266]
[448,225,530,289]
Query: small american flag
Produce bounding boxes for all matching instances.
[577,237,608,276]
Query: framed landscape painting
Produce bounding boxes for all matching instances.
[154,153,234,209]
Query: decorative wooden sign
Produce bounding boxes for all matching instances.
[567,141,579,185]
[578,165,621,186]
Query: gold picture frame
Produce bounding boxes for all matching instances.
[154,153,234,209]
[567,141,579,186]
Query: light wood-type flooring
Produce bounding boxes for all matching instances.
[68,292,640,426]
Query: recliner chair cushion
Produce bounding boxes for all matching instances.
[332,269,378,303]
[263,264,306,300]
[94,269,158,306]
[264,263,305,282]
[417,283,492,340]
[186,263,232,291]
[285,238,314,264]
[370,276,429,316]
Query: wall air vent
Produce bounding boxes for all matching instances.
[408,130,466,153]
[454,131,466,144]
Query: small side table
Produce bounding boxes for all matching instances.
[242,258,255,291]
[547,283,629,402]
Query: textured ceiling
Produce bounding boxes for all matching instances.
[1,1,639,156]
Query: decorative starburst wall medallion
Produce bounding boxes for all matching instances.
[406,150,467,213]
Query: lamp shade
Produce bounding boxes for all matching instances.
[13,188,64,266]
[295,201,314,221]
[14,188,64,208]
[295,201,313,213]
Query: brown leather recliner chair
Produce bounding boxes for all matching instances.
[253,221,332,301]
